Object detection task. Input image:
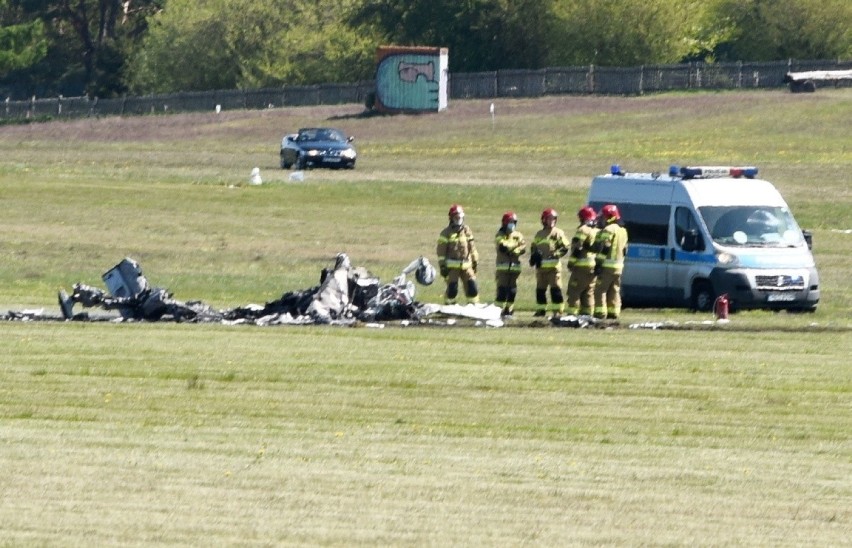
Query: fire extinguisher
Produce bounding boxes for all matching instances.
[714,293,729,320]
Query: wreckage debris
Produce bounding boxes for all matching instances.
[43,254,453,326]
[549,314,600,328]
[4,255,638,328]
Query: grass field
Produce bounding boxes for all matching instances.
[1,89,850,545]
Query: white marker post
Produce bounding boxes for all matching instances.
[249,167,262,185]
[490,102,495,130]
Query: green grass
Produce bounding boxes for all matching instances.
[0,89,850,544]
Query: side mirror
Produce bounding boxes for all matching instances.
[802,230,813,250]
[347,136,355,143]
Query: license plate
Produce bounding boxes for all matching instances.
[767,293,796,302]
[324,157,341,163]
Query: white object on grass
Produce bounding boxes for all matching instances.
[249,167,262,185]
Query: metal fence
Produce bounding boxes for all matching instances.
[3,59,851,122]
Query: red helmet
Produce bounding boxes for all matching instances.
[578,206,596,223]
[448,204,464,218]
[601,204,621,221]
[501,211,518,226]
[541,208,558,223]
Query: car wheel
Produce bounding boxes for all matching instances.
[281,157,292,169]
[691,280,714,312]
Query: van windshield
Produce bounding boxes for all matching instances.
[698,206,805,247]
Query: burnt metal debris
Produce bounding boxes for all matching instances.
[2,255,618,327]
[49,254,438,326]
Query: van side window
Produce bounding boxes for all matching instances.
[590,202,668,245]
[675,207,705,251]
[623,204,668,246]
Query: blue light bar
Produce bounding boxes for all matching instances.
[669,165,680,177]
[610,164,625,176]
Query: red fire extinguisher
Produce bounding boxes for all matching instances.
[714,294,729,320]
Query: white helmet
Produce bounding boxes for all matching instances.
[415,257,436,286]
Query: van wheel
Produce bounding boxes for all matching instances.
[691,281,715,312]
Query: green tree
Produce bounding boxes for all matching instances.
[347,0,558,72]
[128,0,375,93]
[238,1,375,88]
[128,0,241,92]
[0,1,48,75]
[708,0,852,61]
[0,0,160,98]
[547,0,710,66]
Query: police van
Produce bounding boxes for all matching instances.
[587,165,820,312]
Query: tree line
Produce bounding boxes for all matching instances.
[2,0,850,100]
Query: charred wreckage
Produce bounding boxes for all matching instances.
[4,255,607,328]
[51,254,442,326]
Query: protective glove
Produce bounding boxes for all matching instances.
[593,263,602,276]
[439,263,449,278]
[471,260,478,273]
[498,243,510,254]
[529,249,542,268]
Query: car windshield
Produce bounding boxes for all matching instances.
[297,129,346,143]
[699,205,805,247]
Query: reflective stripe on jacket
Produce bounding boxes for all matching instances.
[495,227,526,272]
[532,227,570,270]
[437,224,478,269]
[594,223,628,273]
[568,223,598,269]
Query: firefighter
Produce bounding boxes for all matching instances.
[494,211,526,317]
[593,204,629,320]
[566,206,599,315]
[437,204,480,304]
[530,208,570,318]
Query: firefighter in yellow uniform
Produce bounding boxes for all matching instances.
[530,208,570,318]
[566,206,598,316]
[437,204,480,304]
[593,204,628,320]
[494,211,526,317]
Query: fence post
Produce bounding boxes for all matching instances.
[737,61,743,88]
[639,65,644,95]
[588,65,595,93]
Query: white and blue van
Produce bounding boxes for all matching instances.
[587,165,820,312]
